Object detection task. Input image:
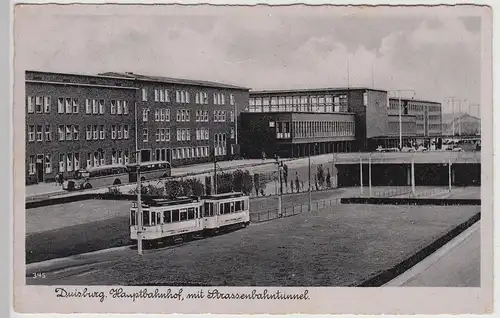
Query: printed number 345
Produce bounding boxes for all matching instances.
[32,273,46,279]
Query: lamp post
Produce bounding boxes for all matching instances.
[308,144,312,212]
[368,153,372,197]
[359,155,363,195]
[134,150,143,256]
[275,156,283,217]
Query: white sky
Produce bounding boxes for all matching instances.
[15,5,484,115]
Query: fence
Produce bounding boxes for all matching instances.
[251,197,342,223]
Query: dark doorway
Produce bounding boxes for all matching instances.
[36,154,44,182]
[140,149,151,162]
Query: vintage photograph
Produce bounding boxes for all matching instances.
[14,3,492,314]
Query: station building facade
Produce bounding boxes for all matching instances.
[241,88,443,158]
[25,71,138,184]
[100,72,249,166]
[25,70,249,184]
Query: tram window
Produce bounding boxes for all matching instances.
[172,209,180,222]
[224,202,231,214]
[230,202,235,213]
[242,200,246,210]
[164,210,171,223]
[143,210,150,226]
[130,210,136,226]
[151,211,156,225]
[188,207,195,220]
[203,203,210,217]
[195,207,199,218]
[157,212,162,224]
[235,201,241,211]
[219,203,224,215]
[180,209,188,221]
[209,203,213,216]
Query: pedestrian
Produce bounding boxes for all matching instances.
[54,172,59,186]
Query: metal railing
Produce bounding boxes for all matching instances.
[251,197,342,223]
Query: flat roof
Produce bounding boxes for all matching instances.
[25,70,136,81]
[389,97,441,105]
[241,111,356,116]
[99,72,250,91]
[250,87,388,94]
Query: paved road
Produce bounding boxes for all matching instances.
[26,151,480,199]
[386,222,480,287]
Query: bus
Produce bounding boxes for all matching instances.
[127,160,172,182]
[62,164,129,191]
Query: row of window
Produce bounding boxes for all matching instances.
[28,150,132,175]
[246,104,348,113]
[141,108,233,123]
[249,94,348,108]
[214,133,227,157]
[203,200,247,217]
[171,146,210,160]
[28,124,131,143]
[26,96,130,115]
[388,101,441,113]
[292,121,355,139]
[144,88,236,106]
[388,122,416,133]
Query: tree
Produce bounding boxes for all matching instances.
[216,172,233,194]
[326,168,332,188]
[164,179,183,199]
[205,176,212,195]
[253,173,261,196]
[185,178,204,197]
[240,170,254,195]
[317,164,325,189]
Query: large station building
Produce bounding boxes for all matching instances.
[25,70,248,184]
[240,88,443,158]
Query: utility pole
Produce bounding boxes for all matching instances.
[308,143,312,212]
[213,149,217,195]
[389,90,416,149]
[448,157,452,192]
[135,151,143,255]
[276,156,282,217]
[359,155,363,195]
[411,156,415,196]
[368,154,372,197]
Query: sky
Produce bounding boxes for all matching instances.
[15,5,485,115]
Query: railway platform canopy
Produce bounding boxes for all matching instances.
[332,151,480,164]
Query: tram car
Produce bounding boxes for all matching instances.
[129,192,250,248]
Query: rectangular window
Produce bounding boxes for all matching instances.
[73,126,79,140]
[156,128,160,142]
[160,89,165,102]
[124,151,129,164]
[86,125,92,140]
[92,99,98,114]
[160,109,165,121]
[111,100,117,114]
[59,153,65,172]
[74,153,80,171]
[44,125,51,141]
[99,99,104,114]
[123,101,129,114]
[66,153,73,172]
[44,154,51,174]
[71,98,78,113]
[28,155,36,175]
[143,128,148,142]
[155,109,160,121]
[231,127,235,139]
[142,108,148,122]
[28,125,35,142]
[117,124,123,139]
[58,98,64,113]
[160,128,165,141]
[57,125,64,141]
[117,100,123,114]
[123,125,129,139]
[230,111,235,122]
[142,88,147,101]
[34,125,42,141]
[230,94,235,105]
[111,125,116,140]
[93,125,98,140]
[44,96,51,113]
[100,125,105,140]
[154,89,159,102]
[27,96,34,113]
[85,99,91,114]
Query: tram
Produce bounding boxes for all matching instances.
[129,192,250,248]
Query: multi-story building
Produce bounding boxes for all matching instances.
[25,71,138,184]
[241,89,443,157]
[99,72,249,165]
[385,98,443,147]
[25,70,249,184]
[241,88,361,158]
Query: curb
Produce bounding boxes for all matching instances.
[355,211,481,287]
